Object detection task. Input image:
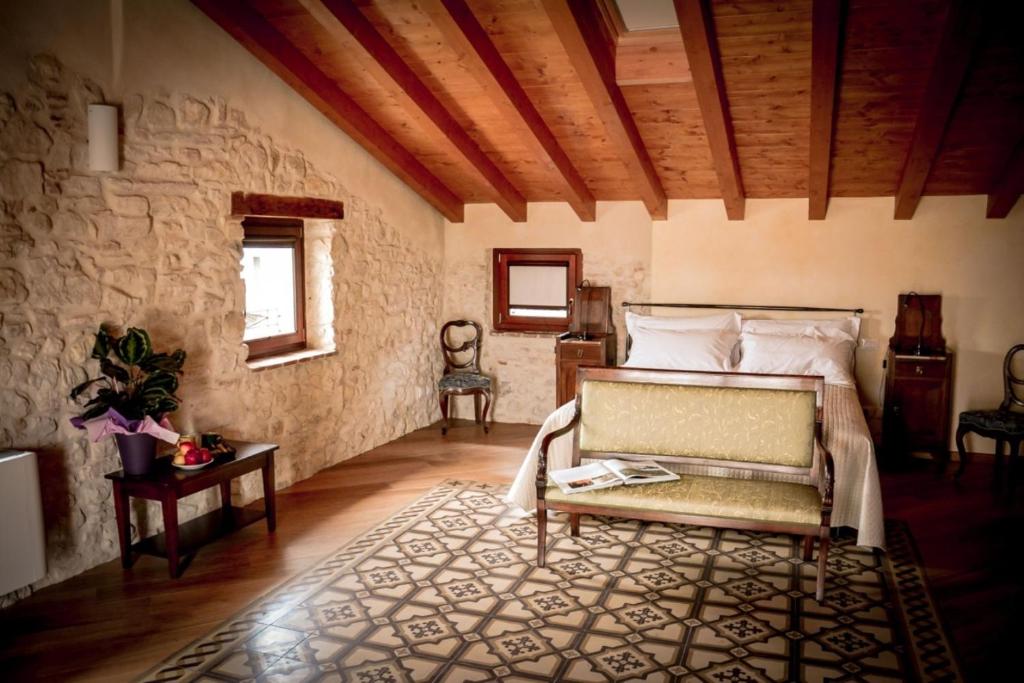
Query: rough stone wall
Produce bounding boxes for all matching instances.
[443,245,648,425]
[0,55,443,605]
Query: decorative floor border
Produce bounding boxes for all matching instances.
[882,518,963,682]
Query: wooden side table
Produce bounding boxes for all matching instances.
[105,440,278,578]
[882,348,954,468]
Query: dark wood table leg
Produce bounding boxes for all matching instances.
[112,481,132,569]
[262,453,277,533]
[219,481,232,514]
[161,494,180,578]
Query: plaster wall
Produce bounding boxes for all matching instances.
[444,197,1024,462]
[652,197,1024,444]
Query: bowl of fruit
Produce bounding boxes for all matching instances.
[173,438,215,470]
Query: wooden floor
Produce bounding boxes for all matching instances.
[0,420,1020,682]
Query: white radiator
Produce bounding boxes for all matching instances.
[0,450,46,595]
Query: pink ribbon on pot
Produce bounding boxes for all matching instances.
[70,408,180,444]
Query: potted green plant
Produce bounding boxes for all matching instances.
[69,326,186,475]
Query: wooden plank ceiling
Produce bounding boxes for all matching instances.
[194,0,1024,222]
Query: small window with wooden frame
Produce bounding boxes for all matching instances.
[493,248,582,333]
[240,217,306,359]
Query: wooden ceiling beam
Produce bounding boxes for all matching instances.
[808,0,843,220]
[674,0,745,220]
[308,0,528,222]
[190,0,464,222]
[893,0,986,220]
[986,139,1024,218]
[541,0,667,220]
[422,0,596,222]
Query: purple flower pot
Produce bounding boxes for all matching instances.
[114,433,158,475]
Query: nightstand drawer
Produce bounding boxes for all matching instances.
[555,334,616,407]
[893,359,947,380]
[558,342,605,364]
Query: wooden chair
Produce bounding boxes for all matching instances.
[438,320,492,435]
[955,344,1024,479]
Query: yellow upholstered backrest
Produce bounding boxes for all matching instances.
[579,380,816,468]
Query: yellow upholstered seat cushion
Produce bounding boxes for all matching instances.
[579,380,816,468]
[546,475,822,526]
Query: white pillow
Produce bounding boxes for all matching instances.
[736,331,856,387]
[626,311,741,337]
[741,316,860,341]
[623,328,738,372]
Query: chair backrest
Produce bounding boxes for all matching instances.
[576,367,823,471]
[440,320,482,374]
[1002,344,1024,411]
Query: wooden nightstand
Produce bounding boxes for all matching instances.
[555,334,616,407]
[882,348,954,467]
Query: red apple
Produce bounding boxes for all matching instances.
[184,450,199,465]
[199,448,213,463]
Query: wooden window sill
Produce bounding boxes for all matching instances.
[246,347,336,372]
[489,330,563,338]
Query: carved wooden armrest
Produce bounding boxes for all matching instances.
[535,400,582,498]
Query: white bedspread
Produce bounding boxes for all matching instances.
[505,384,885,549]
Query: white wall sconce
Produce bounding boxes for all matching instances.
[88,103,119,172]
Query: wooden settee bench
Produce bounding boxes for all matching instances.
[536,367,835,601]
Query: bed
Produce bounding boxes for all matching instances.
[505,302,886,549]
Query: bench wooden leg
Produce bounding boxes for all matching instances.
[569,513,580,537]
[816,533,830,602]
[802,535,814,561]
[536,503,547,568]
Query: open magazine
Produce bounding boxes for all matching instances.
[550,459,679,495]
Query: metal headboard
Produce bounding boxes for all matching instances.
[621,302,864,315]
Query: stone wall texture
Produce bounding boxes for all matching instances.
[0,55,443,606]
[442,205,652,426]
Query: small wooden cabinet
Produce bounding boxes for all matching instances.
[556,334,616,406]
[882,348,954,466]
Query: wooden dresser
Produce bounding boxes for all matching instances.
[555,334,616,406]
[882,349,954,465]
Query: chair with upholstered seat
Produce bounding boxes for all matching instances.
[955,344,1024,479]
[438,320,492,435]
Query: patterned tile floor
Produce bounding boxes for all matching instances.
[139,481,959,682]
